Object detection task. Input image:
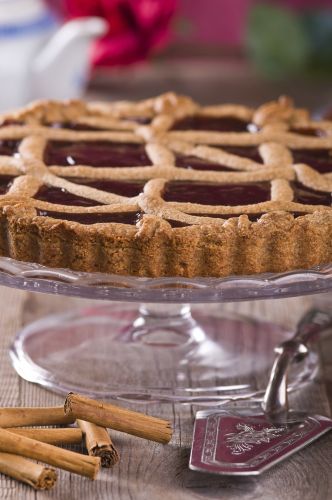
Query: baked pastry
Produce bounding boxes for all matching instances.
[0,93,331,277]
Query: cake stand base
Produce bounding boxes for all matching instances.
[10,303,317,404]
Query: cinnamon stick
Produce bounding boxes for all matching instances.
[77,419,119,467]
[64,393,172,444]
[0,429,100,479]
[7,427,83,445]
[0,452,56,490]
[0,407,74,427]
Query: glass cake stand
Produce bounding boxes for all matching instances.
[1,256,332,404]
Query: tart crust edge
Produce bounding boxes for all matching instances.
[1,205,331,277]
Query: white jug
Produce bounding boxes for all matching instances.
[0,0,107,112]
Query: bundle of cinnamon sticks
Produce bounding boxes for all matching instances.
[0,393,172,491]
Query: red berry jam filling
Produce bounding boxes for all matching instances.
[191,211,307,221]
[175,155,233,172]
[0,140,20,156]
[44,141,152,167]
[164,181,271,205]
[171,116,251,132]
[164,214,259,227]
[35,185,103,207]
[165,219,190,228]
[290,127,325,137]
[291,148,332,174]
[0,175,15,194]
[65,178,145,197]
[176,147,262,170]
[1,120,24,126]
[125,116,152,125]
[192,212,265,222]
[292,182,331,205]
[49,123,106,131]
[218,145,263,163]
[48,117,152,130]
[37,210,141,225]
[167,211,307,228]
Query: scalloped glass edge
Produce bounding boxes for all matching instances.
[0,257,331,302]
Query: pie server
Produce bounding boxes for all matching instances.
[190,308,332,475]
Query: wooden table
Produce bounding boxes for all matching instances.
[0,285,331,499]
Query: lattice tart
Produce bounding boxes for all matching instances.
[0,93,331,277]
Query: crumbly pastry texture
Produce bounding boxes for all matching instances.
[0,93,331,277]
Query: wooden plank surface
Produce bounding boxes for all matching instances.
[0,286,331,499]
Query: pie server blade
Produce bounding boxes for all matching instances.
[190,308,332,475]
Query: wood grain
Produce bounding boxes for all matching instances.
[0,286,331,499]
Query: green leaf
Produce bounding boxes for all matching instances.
[246,3,311,79]
[302,10,332,71]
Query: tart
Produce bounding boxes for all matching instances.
[0,93,331,277]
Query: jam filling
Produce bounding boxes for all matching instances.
[124,116,152,125]
[165,219,190,228]
[175,155,233,172]
[167,211,307,227]
[175,146,263,170]
[218,145,263,163]
[171,115,251,132]
[44,141,152,167]
[0,140,20,156]
[291,148,332,174]
[190,211,308,221]
[37,209,185,228]
[191,212,265,222]
[36,208,312,228]
[65,178,144,198]
[163,181,271,205]
[0,175,15,194]
[167,214,263,226]
[49,123,107,131]
[37,209,141,225]
[292,182,331,205]
[1,120,24,127]
[290,127,325,137]
[48,116,152,130]
[35,186,103,207]
[167,212,307,227]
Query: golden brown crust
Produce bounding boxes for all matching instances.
[2,206,331,277]
[0,93,331,277]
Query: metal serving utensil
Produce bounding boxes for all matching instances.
[190,308,332,475]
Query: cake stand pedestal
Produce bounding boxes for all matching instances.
[1,257,331,404]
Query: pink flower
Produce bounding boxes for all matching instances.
[49,0,177,66]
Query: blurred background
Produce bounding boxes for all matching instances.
[1,0,332,112]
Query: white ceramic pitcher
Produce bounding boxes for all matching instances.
[0,0,107,112]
